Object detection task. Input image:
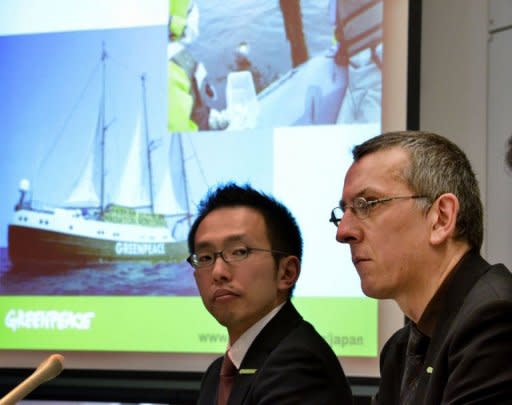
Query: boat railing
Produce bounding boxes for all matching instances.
[18,200,55,214]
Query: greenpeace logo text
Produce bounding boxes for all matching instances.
[115,242,165,256]
[5,309,96,332]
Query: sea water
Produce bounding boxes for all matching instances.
[0,248,197,295]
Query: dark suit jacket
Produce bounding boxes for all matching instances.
[376,251,512,404]
[196,301,352,404]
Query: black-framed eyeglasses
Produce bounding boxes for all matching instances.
[329,195,429,226]
[187,243,291,269]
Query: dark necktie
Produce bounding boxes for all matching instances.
[217,352,237,405]
[400,325,430,404]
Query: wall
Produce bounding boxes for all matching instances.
[421,0,512,268]
[421,0,488,193]
[486,0,512,268]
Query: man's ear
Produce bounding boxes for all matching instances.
[277,256,300,291]
[429,193,459,245]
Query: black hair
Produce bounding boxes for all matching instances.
[187,183,303,262]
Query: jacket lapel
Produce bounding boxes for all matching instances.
[423,251,490,367]
[227,301,302,404]
[197,357,222,405]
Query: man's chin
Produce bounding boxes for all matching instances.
[210,309,235,328]
[360,282,387,299]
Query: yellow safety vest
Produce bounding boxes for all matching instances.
[168,48,198,132]
[169,0,191,40]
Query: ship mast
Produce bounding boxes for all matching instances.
[100,43,108,214]
[176,133,192,227]
[141,74,155,213]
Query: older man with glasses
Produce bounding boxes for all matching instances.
[331,131,512,404]
[188,183,352,405]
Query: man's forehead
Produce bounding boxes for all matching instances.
[342,149,410,195]
[194,234,245,250]
[357,146,408,165]
[195,207,267,245]
[199,205,262,224]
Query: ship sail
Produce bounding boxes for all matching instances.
[170,132,189,212]
[63,47,156,213]
[64,106,103,208]
[154,132,189,216]
[63,80,192,220]
[114,114,151,209]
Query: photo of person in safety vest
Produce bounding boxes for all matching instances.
[167,0,218,132]
[167,1,383,131]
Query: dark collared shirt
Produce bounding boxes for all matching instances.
[399,252,468,404]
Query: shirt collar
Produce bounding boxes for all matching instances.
[227,302,286,369]
[417,251,469,336]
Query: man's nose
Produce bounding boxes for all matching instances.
[211,254,232,282]
[336,210,361,244]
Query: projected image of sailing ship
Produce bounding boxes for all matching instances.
[8,45,190,266]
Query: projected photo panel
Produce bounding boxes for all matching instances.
[0,0,382,359]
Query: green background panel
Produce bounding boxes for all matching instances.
[0,296,377,356]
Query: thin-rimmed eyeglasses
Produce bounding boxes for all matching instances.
[329,195,429,227]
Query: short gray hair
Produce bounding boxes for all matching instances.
[352,131,483,251]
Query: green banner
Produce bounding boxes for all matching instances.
[0,296,377,356]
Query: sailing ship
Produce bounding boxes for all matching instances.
[8,46,191,266]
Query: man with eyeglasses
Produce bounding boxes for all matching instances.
[189,183,352,405]
[331,131,512,404]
